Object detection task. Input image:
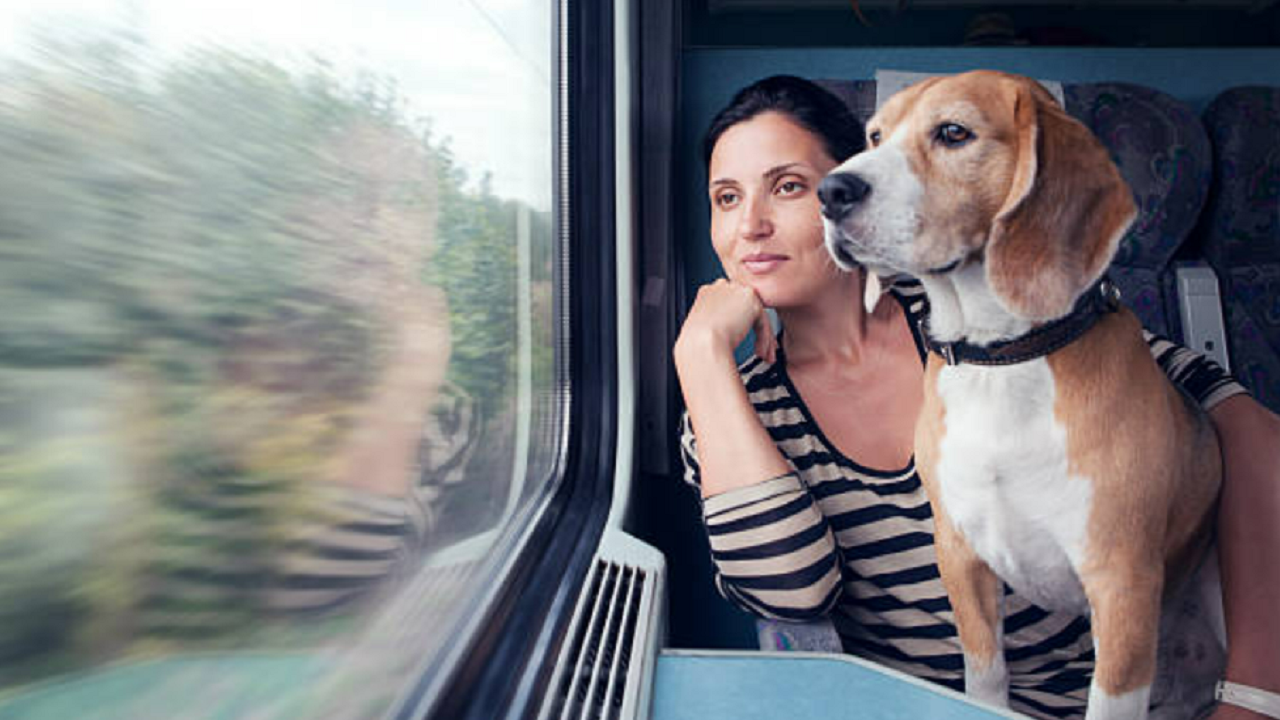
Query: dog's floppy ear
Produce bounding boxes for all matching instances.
[986,80,1136,321]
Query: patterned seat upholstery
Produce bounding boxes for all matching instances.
[1065,83,1212,339]
[816,78,877,126]
[1199,87,1280,411]
[819,79,1213,340]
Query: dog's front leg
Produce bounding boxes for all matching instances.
[1082,566,1162,720]
[931,503,1009,707]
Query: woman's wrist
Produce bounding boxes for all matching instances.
[1222,658,1280,697]
[1215,680,1280,719]
[674,327,737,374]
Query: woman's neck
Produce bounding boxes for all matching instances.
[776,270,881,368]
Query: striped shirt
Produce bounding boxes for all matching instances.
[678,279,1246,719]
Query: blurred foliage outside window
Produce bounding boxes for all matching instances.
[0,2,558,717]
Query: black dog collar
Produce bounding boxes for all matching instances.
[921,278,1122,367]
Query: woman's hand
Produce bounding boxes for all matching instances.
[673,277,794,497]
[675,279,776,364]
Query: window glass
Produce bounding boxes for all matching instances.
[0,1,559,717]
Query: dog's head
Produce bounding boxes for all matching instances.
[820,70,1136,322]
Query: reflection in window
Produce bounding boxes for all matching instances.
[0,1,558,717]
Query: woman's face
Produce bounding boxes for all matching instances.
[708,110,847,309]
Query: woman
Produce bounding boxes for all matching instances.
[674,74,1280,719]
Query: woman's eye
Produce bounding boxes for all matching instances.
[936,123,973,147]
[715,192,739,208]
[776,180,804,196]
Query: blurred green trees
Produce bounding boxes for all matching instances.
[0,21,552,688]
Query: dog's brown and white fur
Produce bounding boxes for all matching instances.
[821,70,1221,719]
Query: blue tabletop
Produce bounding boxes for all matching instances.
[652,650,1021,720]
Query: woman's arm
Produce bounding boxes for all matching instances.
[1207,394,1280,720]
[674,279,792,497]
[675,279,842,619]
[1143,333,1280,718]
[678,420,844,621]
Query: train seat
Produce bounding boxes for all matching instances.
[1198,86,1280,412]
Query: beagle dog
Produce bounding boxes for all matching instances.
[819,70,1221,719]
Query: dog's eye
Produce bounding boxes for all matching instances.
[936,123,973,147]
[868,130,881,147]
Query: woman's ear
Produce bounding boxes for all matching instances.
[985,79,1136,322]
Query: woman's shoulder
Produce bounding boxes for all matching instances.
[886,275,930,361]
[737,351,781,389]
[887,275,929,319]
[887,275,927,304]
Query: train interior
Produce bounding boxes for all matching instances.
[625,0,1280,716]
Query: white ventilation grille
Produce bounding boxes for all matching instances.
[539,529,665,720]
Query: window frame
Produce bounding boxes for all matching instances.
[408,0,619,717]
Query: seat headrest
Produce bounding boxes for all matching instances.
[1065,83,1212,271]
[1200,86,1280,269]
[815,79,877,125]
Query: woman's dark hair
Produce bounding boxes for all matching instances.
[702,75,865,168]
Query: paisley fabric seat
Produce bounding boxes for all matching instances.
[1065,83,1213,341]
[1198,87,1280,412]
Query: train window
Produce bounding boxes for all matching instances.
[0,1,561,717]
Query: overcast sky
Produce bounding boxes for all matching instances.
[0,0,554,209]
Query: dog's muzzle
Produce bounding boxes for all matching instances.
[826,234,861,270]
[818,172,871,221]
[820,172,874,270]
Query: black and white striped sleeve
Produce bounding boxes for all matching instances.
[1144,331,1249,410]
[678,411,843,620]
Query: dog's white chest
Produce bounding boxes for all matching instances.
[933,359,1094,614]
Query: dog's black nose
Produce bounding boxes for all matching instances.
[818,173,871,220]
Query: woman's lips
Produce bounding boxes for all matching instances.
[742,254,788,275]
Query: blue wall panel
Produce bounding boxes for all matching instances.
[680,48,1280,296]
